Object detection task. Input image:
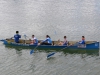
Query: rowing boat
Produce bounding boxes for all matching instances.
[0,39,99,50]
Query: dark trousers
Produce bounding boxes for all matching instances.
[41,42,52,45]
[15,41,19,43]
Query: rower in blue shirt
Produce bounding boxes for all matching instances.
[79,36,85,44]
[41,35,52,45]
[14,31,21,43]
[73,36,85,46]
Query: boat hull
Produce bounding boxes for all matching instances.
[0,40,99,56]
[2,40,99,50]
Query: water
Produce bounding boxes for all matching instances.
[0,0,100,75]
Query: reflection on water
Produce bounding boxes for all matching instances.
[16,50,22,56]
[4,44,99,56]
[0,44,100,75]
[63,49,99,56]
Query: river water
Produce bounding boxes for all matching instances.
[0,0,100,75]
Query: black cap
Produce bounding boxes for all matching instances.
[82,36,85,38]
[64,36,67,38]
[32,35,34,36]
[16,31,19,33]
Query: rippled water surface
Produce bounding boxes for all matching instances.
[0,0,100,75]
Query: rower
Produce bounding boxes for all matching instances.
[63,36,69,45]
[58,36,69,46]
[41,35,52,45]
[14,31,21,43]
[79,36,85,44]
[30,35,38,45]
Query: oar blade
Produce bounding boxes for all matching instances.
[24,35,27,39]
[47,52,56,58]
[24,34,27,37]
[30,50,34,54]
[0,39,5,42]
